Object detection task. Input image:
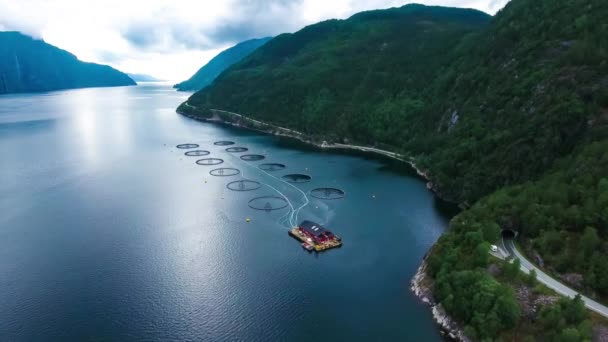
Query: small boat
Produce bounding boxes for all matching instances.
[302,242,314,251]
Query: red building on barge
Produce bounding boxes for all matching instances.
[290,220,342,252]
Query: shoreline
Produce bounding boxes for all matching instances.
[177,102,466,339]
[178,103,439,193]
[411,255,470,342]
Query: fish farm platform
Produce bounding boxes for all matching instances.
[289,227,342,252]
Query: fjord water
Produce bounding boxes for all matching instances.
[0,84,450,341]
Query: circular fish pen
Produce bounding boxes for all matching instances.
[196,158,224,166]
[240,154,266,161]
[248,196,289,211]
[259,163,286,172]
[310,187,345,200]
[184,150,210,156]
[281,174,312,183]
[209,168,240,177]
[225,147,249,153]
[214,141,235,146]
[226,180,262,191]
[176,143,199,149]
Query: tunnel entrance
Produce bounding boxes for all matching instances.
[501,229,517,239]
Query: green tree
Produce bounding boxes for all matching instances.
[526,269,537,286]
[559,327,581,342]
[563,295,586,325]
[580,227,599,257]
[481,222,500,242]
[541,230,564,255]
[473,243,490,268]
[505,258,521,279]
[540,304,564,331]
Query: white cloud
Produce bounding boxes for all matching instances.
[0,0,510,81]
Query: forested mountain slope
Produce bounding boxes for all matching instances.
[186,1,606,205]
[0,32,135,94]
[183,1,608,339]
[174,37,272,91]
[417,0,608,203]
[185,4,491,149]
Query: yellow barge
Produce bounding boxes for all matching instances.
[289,221,342,252]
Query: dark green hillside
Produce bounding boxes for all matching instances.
[186,1,606,205]
[417,0,608,203]
[449,140,608,288]
[428,141,607,340]
[418,0,608,339]
[0,32,135,94]
[187,4,491,142]
[174,37,272,91]
[184,1,608,339]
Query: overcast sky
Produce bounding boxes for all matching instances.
[0,0,509,81]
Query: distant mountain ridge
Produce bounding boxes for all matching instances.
[0,31,135,94]
[127,73,163,82]
[173,37,272,92]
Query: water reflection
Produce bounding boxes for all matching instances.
[0,84,449,341]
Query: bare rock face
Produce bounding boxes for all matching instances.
[535,295,558,309]
[515,285,559,319]
[515,286,536,319]
[593,325,608,342]
[558,273,584,289]
[437,108,460,133]
[448,110,459,132]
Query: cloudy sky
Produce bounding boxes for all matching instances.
[0,0,509,81]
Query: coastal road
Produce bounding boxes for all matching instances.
[210,109,410,161]
[194,105,410,162]
[184,105,435,196]
[502,238,608,317]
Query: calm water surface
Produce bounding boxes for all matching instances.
[0,84,452,341]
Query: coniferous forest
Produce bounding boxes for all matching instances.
[182,0,608,339]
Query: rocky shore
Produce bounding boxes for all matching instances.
[411,255,470,342]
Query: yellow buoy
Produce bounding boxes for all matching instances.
[246,218,251,222]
